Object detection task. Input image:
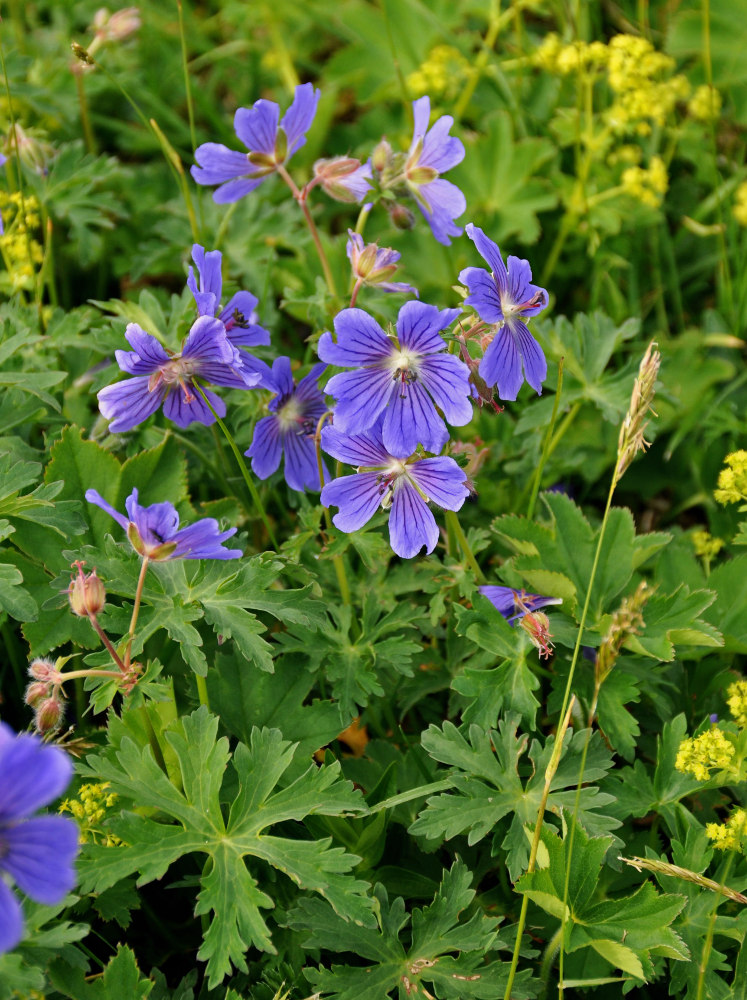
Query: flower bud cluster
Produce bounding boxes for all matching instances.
[675,727,735,782]
[25,658,66,734]
[727,679,747,728]
[621,156,668,208]
[714,450,747,506]
[706,808,747,852]
[60,781,122,846]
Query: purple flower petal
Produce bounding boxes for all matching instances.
[125,488,180,545]
[181,316,236,364]
[324,367,394,435]
[247,415,283,480]
[318,309,392,366]
[115,324,171,375]
[162,384,225,428]
[417,178,465,246]
[407,457,469,510]
[410,96,431,146]
[479,585,562,622]
[395,301,460,355]
[170,521,242,560]
[2,815,78,905]
[98,377,165,433]
[234,100,279,155]
[321,424,391,467]
[0,879,23,954]
[514,319,547,395]
[213,177,266,204]
[283,430,323,491]
[85,489,129,532]
[280,83,321,155]
[190,244,223,301]
[322,472,383,533]
[459,266,504,325]
[295,362,327,402]
[389,481,439,558]
[421,113,464,173]
[266,356,295,398]
[415,354,473,426]
[382,378,447,458]
[0,731,73,822]
[465,224,509,288]
[191,143,250,185]
[479,324,523,401]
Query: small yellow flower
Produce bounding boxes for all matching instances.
[727,679,747,728]
[621,155,668,208]
[706,808,747,852]
[691,529,724,561]
[733,183,747,227]
[675,727,735,781]
[60,781,122,846]
[714,450,747,505]
[688,84,722,122]
[406,45,468,100]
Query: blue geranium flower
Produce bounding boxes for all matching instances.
[459,223,549,400]
[191,83,321,203]
[0,723,79,954]
[85,487,243,560]
[246,357,329,492]
[317,301,471,458]
[479,585,562,623]
[320,420,469,559]
[97,316,260,433]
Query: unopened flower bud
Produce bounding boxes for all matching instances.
[313,157,372,203]
[519,611,554,659]
[35,696,65,734]
[68,561,106,617]
[92,7,141,43]
[29,658,57,682]
[371,139,392,174]
[25,681,50,707]
[388,202,416,230]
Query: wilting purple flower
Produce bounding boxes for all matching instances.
[479,585,562,623]
[0,723,78,954]
[346,230,418,298]
[97,316,260,433]
[459,223,549,401]
[321,421,469,559]
[317,301,471,458]
[246,357,328,492]
[404,96,466,245]
[191,83,321,203]
[85,487,242,560]
[313,157,372,203]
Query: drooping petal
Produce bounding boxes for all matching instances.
[459,265,504,324]
[479,324,523,401]
[280,83,321,156]
[417,178,466,246]
[115,324,171,374]
[191,143,250,185]
[322,472,383,533]
[388,481,439,558]
[1,815,78,904]
[97,377,165,433]
[465,224,509,290]
[421,114,464,173]
[247,415,284,480]
[234,101,279,155]
[382,378,447,458]
[417,354,473,426]
[512,319,547,395]
[321,424,390,467]
[0,879,23,954]
[170,521,242,560]
[162,384,225,428]
[324,366,393,435]
[283,430,323,491]
[0,733,73,822]
[213,176,266,204]
[85,489,129,532]
[317,309,392,366]
[395,301,460,355]
[407,457,469,510]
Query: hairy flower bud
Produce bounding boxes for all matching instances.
[388,202,416,230]
[29,658,57,682]
[68,561,106,617]
[313,157,371,203]
[24,681,50,707]
[35,696,65,734]
[371,139,393,174]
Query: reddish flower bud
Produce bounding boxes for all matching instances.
[35,696,65,734]
[519,611,554,659]
[29,658,56,682]
[389,202,416,230]
[25,681,50,707]
[68,561,106,617]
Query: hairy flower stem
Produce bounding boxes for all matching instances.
[124,556,149,670]
[503,698,576,1000]
[88,615,128,673]
[444,510,485,582]
[193,384,278,550]
[526,358,565,519]
[277,165,338,299]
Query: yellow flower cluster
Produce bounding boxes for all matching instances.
[675,727,735,781]
[727,679,747,728]
[533,34,607,75]
[0,190,43,292]
[691,529,724,561]
[714,450,747,505]
[706,808,747,852]
[688,84,722,122]
[733,183,747,227]
[60,781,121,846]
[407,45,469,100]
[621,155,668,207]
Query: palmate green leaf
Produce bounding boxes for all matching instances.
[516,815,689,983]
[290,862,537,1000]
[702,555,747,652]
[0,561,38,620]
[77,709,372,988]
[626,586,723,660]
[50,945,153,1000]
[411,717,619,880]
